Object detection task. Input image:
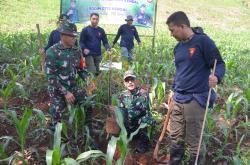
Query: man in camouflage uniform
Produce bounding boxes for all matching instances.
[45,22,89,129]
[134,4,152,27]
[117,70,155,153]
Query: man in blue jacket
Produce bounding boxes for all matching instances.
[166,11,225,165]
[80,13,111,75]
[112,15,141,62]
[39,14,70,55]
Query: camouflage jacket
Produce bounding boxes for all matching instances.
[117,87,155,125]
[45,42,88,94]
[135,13,152,26]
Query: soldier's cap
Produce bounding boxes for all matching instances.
[59,14,69,21]
[125,15,133,21]
[123,70,136,80]
[59,22,78,37]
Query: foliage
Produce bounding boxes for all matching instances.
[106,108,147,165]
[9,109,32,155]
[0,0,250,163]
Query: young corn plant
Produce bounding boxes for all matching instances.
[5,109,32,165]
[46,122,106,165]
[0,74,16,111]
[64,104,87,155]
[149,77,166,110]
[231,134,248,165]
[213,91,249,163]
[106,108,147,165]
[30,108,50,145]
[9,109,32,155]
[67,104,86,139]
[46,122,63,165]
[224,91,249,120]
[0,136,19,163]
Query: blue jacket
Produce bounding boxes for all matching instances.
[79,25,110,56]
[44,29,61,51]
[44,29,78,51]
[172,34,225,108]
[113,24,141,50]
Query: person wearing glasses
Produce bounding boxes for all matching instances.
[116,70,155,153]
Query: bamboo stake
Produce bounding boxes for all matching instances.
[36,24,45,71]
[195,59,217,165]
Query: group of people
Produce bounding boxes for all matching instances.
[40,13,141,76]
[41,10,225,165]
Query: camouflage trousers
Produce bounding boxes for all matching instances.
[48,87,91,124]
[118,108,150,150]
[119,108,146,135]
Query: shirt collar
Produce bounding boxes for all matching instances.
[57,41,78,50]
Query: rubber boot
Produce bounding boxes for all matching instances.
[135,129,149,153]
[188,154,205,165]
[85,106,100,149]
[169,143,185,165]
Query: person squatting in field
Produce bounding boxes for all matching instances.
[116,70,156,153]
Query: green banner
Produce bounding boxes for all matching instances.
[61,0,157,28]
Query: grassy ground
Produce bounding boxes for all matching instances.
[1,0,250,51]
[1,0,250,32]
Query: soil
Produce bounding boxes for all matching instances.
[0,90,249,165]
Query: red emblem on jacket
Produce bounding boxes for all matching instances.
[189,48,196,57]
[79,56,86,69]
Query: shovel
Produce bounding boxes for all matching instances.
[153,92,173,163]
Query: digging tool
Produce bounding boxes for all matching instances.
[153,91,173,162]
[108,50,112,105]
[105,49,120,137]
[36,24,45,71]
[195,59,217,165]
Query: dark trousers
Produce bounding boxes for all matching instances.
[169,100,206,165]
[85,55,102,74]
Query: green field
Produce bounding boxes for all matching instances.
[0,0,250,164]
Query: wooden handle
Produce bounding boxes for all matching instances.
[153,97,173,160]
[153,114,171,160]
[211,59,217,76]
[36,24,45,71]
[195,59,217,165]
[36,24,42,49]
[108,51,112,105]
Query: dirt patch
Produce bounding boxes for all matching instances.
[1,89,249,164]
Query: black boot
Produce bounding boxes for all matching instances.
[85,106,100,149]
[85,106,93,134]
[188,155,205,165]
[169,143,185,165]
[135,129,149,153]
